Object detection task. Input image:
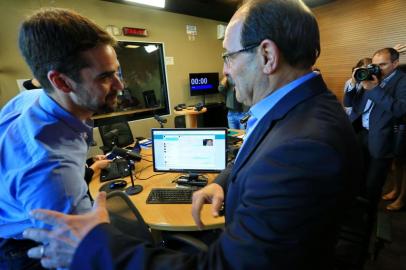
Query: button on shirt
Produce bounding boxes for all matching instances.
[0,89,92,239]
[237,71,318,161]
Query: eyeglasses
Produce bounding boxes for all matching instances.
[222,43,260,66]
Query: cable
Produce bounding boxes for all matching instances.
[135,164,168,180]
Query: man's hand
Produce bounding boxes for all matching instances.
[361,74,379,90]
[350,68,359,86]
[191,183,224,229]
[93,154,107,161]
[394,44,406,55]
[90,159,112,171]
[23,192,110,269]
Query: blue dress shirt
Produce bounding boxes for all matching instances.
[0,89,92,239]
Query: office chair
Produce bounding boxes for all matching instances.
[99,121,134,153]
[106,190,154,244]
[106,191,208,253]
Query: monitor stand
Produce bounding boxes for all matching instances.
[177,173,208,187]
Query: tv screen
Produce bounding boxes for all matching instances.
[152,128,227,173]
[189,72,219,96]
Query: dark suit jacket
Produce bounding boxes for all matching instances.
[343,70,406,158]
[71,75,362,270]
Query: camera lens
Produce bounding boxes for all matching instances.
[354,68,369,81]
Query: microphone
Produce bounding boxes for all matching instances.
[154,115,167,123]
[154,114,167,128]
[104,128,119,139]
[112,146,141,162]
[239,114,251,124]
[111,147,143,196]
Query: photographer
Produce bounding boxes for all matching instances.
[344,48,406,213]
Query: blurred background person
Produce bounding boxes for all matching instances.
[343,57,372,121]
[218,76,248,129]
[383,157,406,211]
[382,55,406,211]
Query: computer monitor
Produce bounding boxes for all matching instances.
[189,72,219,96]
[152,128,227,181]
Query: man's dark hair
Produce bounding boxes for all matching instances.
[240,0,320,69]
[373,48,400,63]
[19,8,116,92]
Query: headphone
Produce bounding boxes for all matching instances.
[194,103,204,111]
[174,103,186,111]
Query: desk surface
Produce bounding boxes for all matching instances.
[89,148,225,231]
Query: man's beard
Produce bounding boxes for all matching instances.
[74,86,117,114]
[94,93,117,114]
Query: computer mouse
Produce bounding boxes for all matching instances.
[109,180,127,190]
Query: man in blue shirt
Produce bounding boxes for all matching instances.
[24,1,362,269]
[0,8,123,269]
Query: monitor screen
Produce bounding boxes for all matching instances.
[189,72,219,96]
[152,128,227,173]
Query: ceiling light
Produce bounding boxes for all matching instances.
[124,0,165,8]
[125,45,140,49]
[144,45,158,53]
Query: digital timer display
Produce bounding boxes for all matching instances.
[189,73,219,96]
[190,78,208,85]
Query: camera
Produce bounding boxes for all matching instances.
[354,64,381,81]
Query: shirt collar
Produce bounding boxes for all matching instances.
[380,70,397,87]
[38,91,93,135]
[249,71,318,122]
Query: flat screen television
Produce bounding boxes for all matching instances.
[152,128,227,181]
[189,72,219,96]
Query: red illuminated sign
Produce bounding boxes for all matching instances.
[122,27,148,37]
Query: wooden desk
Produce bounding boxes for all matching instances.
[92,106,163,120]
[173,107,207,128]
[89,148,225,231]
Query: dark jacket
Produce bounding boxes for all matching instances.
[344,70,406,158]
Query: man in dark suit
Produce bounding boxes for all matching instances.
[344,47,406,210]
[23,1,362,269]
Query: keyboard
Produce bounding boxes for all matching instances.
[146,188,195,204]
[100,159,131,182]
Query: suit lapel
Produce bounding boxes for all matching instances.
[370,71,402,119]
[230,75,328,180]
[383,71,401,96]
